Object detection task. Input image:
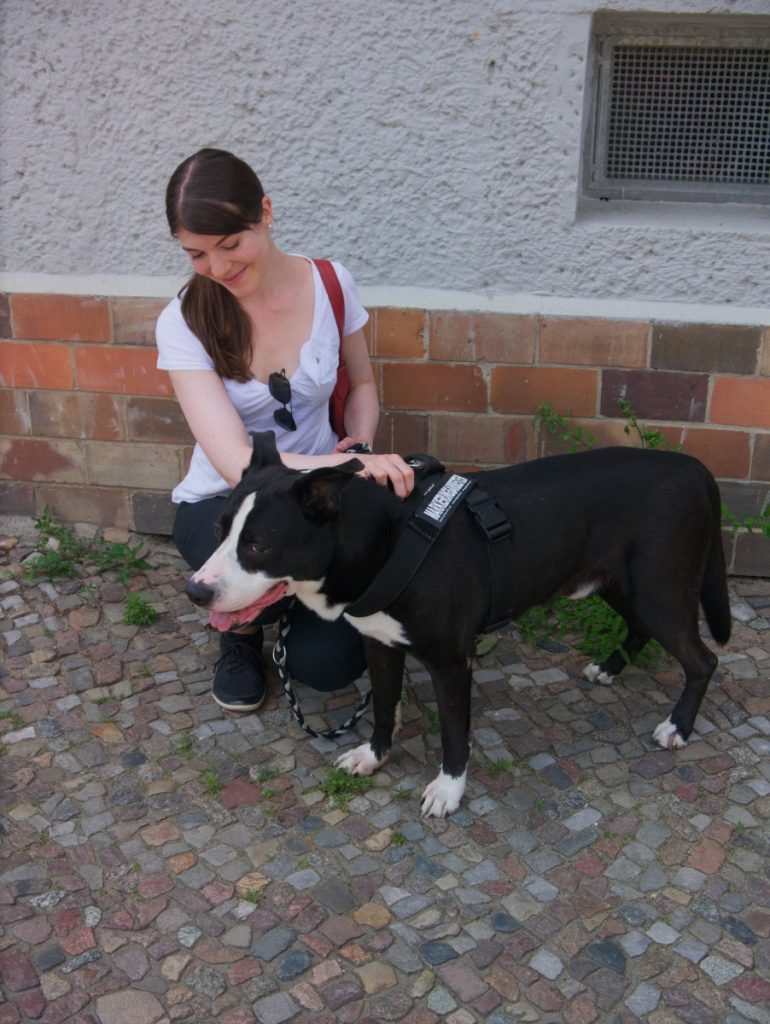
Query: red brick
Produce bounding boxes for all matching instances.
[369,308,425,358]
[110,296,167,346]
[74,345,172,397]
[0,438,85,483]
[429,311,536,364]
[382,362,487,413]
[541,318,647,368]
[127,397,193,443]
[602,369,708,422]
[492,366,597,416]
[375,411,429,455]
[29,391,124,440]
[12,293,111,342]
[687,838,726,874]
[711,377,770,429]
[0,390,30,434]
[430,414,509,464]
[0,341,74,389]
[35,485,130,529]
[680,427,751,479]
[752,435,770,481]
[730,975,770,1004]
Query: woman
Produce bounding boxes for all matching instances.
[156,148,413,713]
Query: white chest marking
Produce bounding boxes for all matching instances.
[344,610,410,647]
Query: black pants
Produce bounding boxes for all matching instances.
[173,497,367,692]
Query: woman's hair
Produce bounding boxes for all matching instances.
[166,148,266,381]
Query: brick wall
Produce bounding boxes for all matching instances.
[1,293,769,576]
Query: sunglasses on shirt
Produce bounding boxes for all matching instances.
[268,369,296,431]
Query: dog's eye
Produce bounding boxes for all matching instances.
[246,542,270,556]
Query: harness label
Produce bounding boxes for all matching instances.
[420,474,472,525]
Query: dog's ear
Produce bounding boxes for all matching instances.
[245,431,282,474]
[293,460,363,524]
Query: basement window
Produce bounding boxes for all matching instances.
[583,14,770,204]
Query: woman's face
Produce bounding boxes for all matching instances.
[177,199,273,296]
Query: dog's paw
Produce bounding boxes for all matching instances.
[335,743,387,777]
[652,716,687,750]
[420,769,467,819]
[583,662,615,686]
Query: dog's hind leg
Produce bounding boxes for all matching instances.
[583,586,650,686]
[421,658,472,818]
[633,599,719,750]
[652,635,717,749]
[335,640,404,778]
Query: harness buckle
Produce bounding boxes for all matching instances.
[465,489,512,542]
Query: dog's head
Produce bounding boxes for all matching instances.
[186,431,363,630]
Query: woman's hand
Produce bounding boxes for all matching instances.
[354,453,414,499]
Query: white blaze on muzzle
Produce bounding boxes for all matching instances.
[190,492,289,629]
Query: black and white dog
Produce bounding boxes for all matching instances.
[186,432,731,817]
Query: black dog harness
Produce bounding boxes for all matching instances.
[346,457,516,631]
[274,457,516,740]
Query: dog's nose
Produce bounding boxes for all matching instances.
[186,577,216,608]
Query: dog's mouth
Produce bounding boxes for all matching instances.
[208,581,289,632]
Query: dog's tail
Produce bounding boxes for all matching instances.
[700,478,732,646]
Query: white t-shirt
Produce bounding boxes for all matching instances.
[156,258,369,503]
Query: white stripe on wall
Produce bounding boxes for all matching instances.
[1,272,768,327]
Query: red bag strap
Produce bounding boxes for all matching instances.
[313,258,345,348]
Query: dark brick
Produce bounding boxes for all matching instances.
[652,323,761,375]
[601,369,708,422]
[0,293,10,337]
[0,481,34,514]
[127,396,194,443]
[720,481,770,520]
[733,529,770,578]
[131,490,176,535]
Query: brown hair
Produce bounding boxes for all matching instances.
[165,148,266,381]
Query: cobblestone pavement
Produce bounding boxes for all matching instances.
[1,518,770,1024]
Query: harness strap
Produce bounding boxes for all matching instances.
[345,470,475,619]
[465,487,517,631]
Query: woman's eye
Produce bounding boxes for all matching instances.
[222,241,239,251]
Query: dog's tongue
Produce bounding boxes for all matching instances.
[209,582,289,632]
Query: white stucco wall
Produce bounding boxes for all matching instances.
[1,0,769,314]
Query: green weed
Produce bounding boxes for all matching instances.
[0,710,25,731]
[241,889,263,904]
[201,770,222,796]
[172,733,196,759]
[391,831,407,846]
[321,767,374,810]
[92,538,151,585]
[123,593,157,627]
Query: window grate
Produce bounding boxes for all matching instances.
[584,17,770,204]
[607,45,770,186]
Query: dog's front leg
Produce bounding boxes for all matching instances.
[335,640,405,777]
[421,657,472,818]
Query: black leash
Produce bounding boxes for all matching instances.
[273,599,372,739]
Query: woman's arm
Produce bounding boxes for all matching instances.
[334,327,379,449]
[169,367,414,497]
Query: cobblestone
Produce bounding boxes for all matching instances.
[1,523,769,1022]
